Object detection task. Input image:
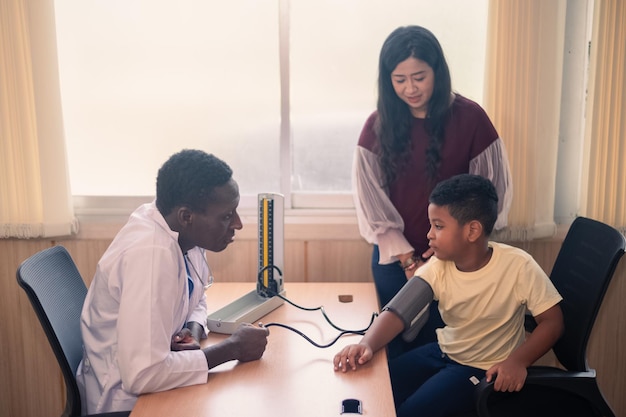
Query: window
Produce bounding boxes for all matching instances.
[54,0,489,211]
[55,1,281,205]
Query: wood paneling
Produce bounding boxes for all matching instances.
[1,228,625,417]
[306,240,374,282]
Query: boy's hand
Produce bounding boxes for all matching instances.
[333,343,373,372]
[486,304,563,392]
[485,358,528,392]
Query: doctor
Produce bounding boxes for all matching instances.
[78,149,270,414]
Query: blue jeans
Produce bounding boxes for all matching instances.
[371,245,444,359]
[390,342,486,417]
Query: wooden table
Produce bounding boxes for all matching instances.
[130,282,396,417]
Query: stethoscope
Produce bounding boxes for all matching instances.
[184,249,214,290]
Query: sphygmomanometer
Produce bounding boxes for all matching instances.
[382,276,434,342]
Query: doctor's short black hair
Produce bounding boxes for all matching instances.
[156,149,233,216]
[429,174,498,235]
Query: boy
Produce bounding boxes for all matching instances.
[334,174,563,417]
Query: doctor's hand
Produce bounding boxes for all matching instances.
[202,323,269,369]
[171,328,201,351]
[229,323,270,362]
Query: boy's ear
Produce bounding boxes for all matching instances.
[466,220,484,242]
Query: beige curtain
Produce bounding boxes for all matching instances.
[485,0,566,241]
[0,0,77,238]
[582,0,626,233]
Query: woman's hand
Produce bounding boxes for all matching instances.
[399,248,433,278]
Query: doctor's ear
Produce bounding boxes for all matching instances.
[177,206,193,227]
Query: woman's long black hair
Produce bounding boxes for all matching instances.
[375,25,452,186]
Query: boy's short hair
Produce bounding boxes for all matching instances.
[156,149,233,216]
[429,174,498,235]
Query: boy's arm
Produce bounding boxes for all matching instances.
[334,310,404,371]
[486,304,564,392]
[361,310,405,352]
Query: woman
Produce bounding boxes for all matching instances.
[353,25,512,357]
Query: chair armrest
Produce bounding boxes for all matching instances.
[474,367,615,417]
[474,377,495,417]
[525,366,596,387]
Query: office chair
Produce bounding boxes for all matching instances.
[16,245,130,417]
[473,216,626,417]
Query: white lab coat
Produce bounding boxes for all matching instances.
[77,202,210,413]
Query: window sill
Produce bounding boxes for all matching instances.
[73,196,362,241]
[73,196,571,242]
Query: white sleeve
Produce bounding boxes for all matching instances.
[469,138,513,230]
[352,146,413,264]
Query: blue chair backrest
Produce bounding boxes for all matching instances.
[17,245,87,417]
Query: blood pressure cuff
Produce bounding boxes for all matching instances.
[382,276,434,342]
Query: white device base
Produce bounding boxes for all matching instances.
[206,289,286,334]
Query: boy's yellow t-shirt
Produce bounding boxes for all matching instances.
[416,242,562,370]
